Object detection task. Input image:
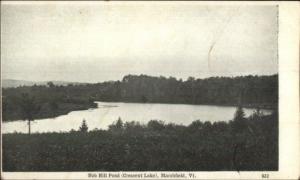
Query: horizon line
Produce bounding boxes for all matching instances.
[2,73,279,85]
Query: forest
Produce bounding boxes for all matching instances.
[2,74,278,171]
[2,108,278,171]
[2,74,278,121]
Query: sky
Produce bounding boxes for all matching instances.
[1,2,278,83]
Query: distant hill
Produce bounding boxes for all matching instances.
[2,79,87,88]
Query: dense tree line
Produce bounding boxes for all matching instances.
[2,74,278,121]
[118,74,278,106]
[2,109,278,171]
[2,84,97,121]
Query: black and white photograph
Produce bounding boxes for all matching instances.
[0,1,299,179]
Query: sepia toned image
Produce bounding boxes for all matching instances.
[0,1,299,180]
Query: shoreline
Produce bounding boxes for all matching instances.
[96,100,277,110]
[2,101,276,123]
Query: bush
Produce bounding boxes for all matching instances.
[2,112,278,171]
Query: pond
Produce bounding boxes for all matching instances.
[2,101,272,133]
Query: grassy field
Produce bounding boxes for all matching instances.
[2,110,278,171]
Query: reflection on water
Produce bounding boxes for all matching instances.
[2,101,272,134]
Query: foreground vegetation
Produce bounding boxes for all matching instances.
[2,74,278,121]
[3,109,278,171]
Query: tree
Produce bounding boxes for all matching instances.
[2,74,278,122]
[232,106,246,134]
[188,120,204,131]
[79,119,88,132]
[19,93,40,135]
[115,117,123,129]
[148,120,165,131]
[108,117,124,131]
[234,106,245,122]
[187,77,195,82]
[47,81,55,88]
[250,107,263,120]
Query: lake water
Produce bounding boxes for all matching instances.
[2,101,272,134]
